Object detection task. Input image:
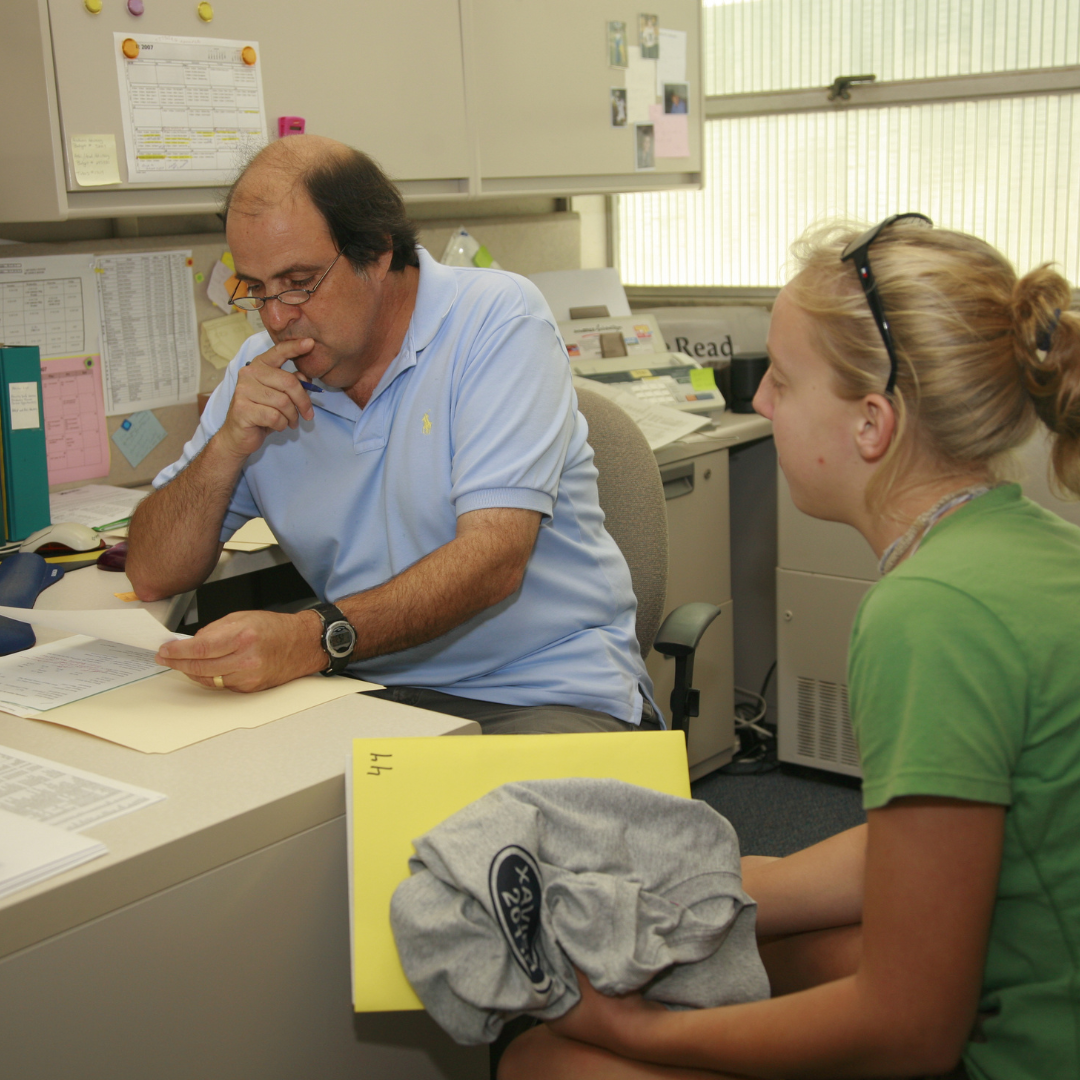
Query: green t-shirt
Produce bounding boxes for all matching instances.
[848,484,1080,1080]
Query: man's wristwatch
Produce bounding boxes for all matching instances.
[310,602,357,677]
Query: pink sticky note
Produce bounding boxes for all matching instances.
[41,355,111,485]
[649,104,690,158]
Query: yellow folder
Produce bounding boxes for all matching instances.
[349,730,691,1012]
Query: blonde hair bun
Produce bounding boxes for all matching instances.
[787,220,1080,500]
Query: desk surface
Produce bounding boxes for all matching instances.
[654,410,772,466]
[0,565,477,961]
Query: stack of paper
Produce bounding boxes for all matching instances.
[573,375,709,450]
[48,484,148,532]
[0,808,106,899]
[0,745,167,899]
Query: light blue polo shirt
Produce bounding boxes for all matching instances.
[156,248,653,724]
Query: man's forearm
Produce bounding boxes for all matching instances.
[154,507,540,692]
[335,507,540,661]
[127,436,244,601]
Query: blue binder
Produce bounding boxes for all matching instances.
[0,345,51,543]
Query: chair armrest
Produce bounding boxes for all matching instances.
[653,602,722,658]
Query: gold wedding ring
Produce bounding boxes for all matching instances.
[213,675,226,690]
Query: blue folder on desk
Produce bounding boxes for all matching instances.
[0,553,64,655]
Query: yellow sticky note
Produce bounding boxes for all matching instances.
[114,591,139,602]
[199,311,256,370]
[221,251,235,271]
[350,730,690,1012]
[71,135,121,187]
[690,366,718,392]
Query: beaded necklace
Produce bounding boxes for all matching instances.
[878,484,993,575]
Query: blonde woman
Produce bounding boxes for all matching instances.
[500,216,1080,1080]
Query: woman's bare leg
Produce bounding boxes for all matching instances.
[759,922,862,995]
[741,825,867,995]
[743,824,867,938]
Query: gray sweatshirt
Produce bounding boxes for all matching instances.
[390,778,770,1045]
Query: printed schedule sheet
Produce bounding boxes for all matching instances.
[96,250,199,414]
[114,33,267,184]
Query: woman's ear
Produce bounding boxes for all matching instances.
[854,394,896,463]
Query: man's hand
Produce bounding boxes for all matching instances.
[216,337,318,461]
[156,609,326,692]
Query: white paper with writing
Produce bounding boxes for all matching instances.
[0,636,168,717]
[8,382,40,430]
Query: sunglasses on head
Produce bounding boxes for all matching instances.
[840,212,933,395]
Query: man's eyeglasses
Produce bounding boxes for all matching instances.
[840,213,933,395]
[230,250,343,311]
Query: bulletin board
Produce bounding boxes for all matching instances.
[44,0,471,196]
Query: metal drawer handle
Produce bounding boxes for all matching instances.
[660,461,694,500]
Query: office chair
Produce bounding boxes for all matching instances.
[575,386,721,734]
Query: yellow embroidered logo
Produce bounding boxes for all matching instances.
[422,412,432,435]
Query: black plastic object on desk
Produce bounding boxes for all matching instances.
[0,553,65,655]
[729,353,769,413]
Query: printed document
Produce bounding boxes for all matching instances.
[95,250,199,414]
[49,483,149,530]
[0,745,165,831]
[0,254,101,360]
[573,376,708,450]
[114,33,267,185]
[0,636,167,718]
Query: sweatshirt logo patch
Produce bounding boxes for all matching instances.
[489,845,551,992]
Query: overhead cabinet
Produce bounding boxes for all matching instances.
[1,0,702,222]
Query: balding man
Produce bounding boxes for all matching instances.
[127,137,658,734]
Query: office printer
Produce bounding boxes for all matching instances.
[559,312,724,414]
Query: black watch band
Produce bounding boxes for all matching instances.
[311,602,357,677]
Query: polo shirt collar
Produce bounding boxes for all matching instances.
[309,246,456,417]
[409,246,461,353]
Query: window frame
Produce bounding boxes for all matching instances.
[618,64,1080,302]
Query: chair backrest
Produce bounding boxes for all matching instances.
[575,386,668,659]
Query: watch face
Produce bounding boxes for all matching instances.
[326,620,355,658]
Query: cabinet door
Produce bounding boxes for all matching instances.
[645,448,734,777]
[46,0,470,199]
[466,0,702,193]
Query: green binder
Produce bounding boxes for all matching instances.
[0,345,51,543]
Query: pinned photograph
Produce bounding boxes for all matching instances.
[639,14,659,59]
[607,20,628,68]
[635,123,655,170]
[611,88,628,127]
[664,83,689,114]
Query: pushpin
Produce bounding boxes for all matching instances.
[84,0,103,13]
[197,2,213,21]
[241,46,257,65]
[121,419,132,431]
[121,38,139,59]
[127,0,144,15]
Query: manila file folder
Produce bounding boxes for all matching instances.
[349,730,691,1012]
